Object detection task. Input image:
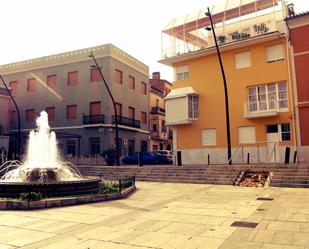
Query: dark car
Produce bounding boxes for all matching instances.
[122,152,172,165]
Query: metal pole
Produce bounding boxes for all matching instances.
[0,74,21,160]
[206,7,232,164]
[89,52,120,166]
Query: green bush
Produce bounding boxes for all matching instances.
[20,192,42,201]
[99,181,118,194]
[101,148,118,166]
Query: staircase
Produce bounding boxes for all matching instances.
[269,164,309,188]
[77,165,239,185]
[77,163,309,188]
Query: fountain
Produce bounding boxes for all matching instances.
[0,111,101,198]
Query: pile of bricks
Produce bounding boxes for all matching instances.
[239,172,268,187]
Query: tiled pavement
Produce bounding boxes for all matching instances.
[0,182,309,248]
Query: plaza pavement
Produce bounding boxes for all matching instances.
[0,182,309,249]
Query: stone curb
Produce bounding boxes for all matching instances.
[0,186,136,210]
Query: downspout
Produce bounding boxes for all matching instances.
[285,20,299,152]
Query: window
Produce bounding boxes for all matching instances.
[27,78,36,92]
[46,107,55,121]
[188,95,199,119]
[115,103,122,117]
[238,126,256,144]
[128,75,135,89]
[91,68,101,82]
[201,129,216,146]
[26,109,35,122]
[67,105,77,119]
[141,111,147,124]
[281,123,291,141]
[235,51,251,69]
[128,107,135,120]
[67,140,76,156]
[89,138,100,155]
[9,81,18,94]
[90,101,101,115]
[141,82,147,94]
[266,44,285,63]
[152,118,158,132]
[115,69,123,84]
[161,120,166,132]
[68,71,78,85]
[10,110,16,127]
[248,82,288,112]
[175,65,189,80]
[47,75,56,89]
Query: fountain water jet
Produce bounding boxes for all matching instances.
[0,111,100,197]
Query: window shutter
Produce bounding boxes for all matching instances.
[235,51,251,69]
[266,44,285,62]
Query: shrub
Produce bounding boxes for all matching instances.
[101,148,118,166]
[20,192,42,201]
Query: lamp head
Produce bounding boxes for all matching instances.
[205,27,212,31]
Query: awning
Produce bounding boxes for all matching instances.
[165,87,198,100]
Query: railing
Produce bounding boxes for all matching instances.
[151,131,168,140]
[83,114,105,125]
[150,107,165,114]
[112,116,140,128]
[64,155,106,165]
[162,13,285,58]
[226,141,278,165]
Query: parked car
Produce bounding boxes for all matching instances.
[154,150,173,161]
[122,152,172,165]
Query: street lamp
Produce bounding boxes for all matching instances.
[89,52,120,166]
[0,74,21,160]
[205,7,232,164]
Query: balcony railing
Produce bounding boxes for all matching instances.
[112,116,140,129]
[243,100,287,119]
[150,107,166,114]
[151,131,168,140]
[83,114,105,125]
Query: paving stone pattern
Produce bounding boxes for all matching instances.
[1,182,309,248]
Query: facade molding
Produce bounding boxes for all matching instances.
[0,44,149,76]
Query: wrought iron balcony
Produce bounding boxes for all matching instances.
[150,107,165,114]
[112,116,140,129]
[83,114,105,125]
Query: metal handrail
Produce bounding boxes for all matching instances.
[226,141,278,165]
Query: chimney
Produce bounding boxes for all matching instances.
[287,4,295,17]
[152,72,160,80]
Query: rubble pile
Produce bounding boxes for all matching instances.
[239,172,268,187]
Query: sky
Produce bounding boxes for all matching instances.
[0,0,308,82]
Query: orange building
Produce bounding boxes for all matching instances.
[149,72,173,151]
[161,0,298,164]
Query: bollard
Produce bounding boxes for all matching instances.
[247,153,250,164]
[138,152,143,167]
[177,151,182,166]
[284,147,291,164]
[293,151,298,163]
[207,154,210,165]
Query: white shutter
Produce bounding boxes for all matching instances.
[235,51,251,69]
[238,126,256,144]
[266,44,285,62]
[201,129,217,146]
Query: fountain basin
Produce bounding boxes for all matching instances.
[0,177,101,198]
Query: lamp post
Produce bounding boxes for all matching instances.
[89,52,120,166]
[0,74,21,160]
[205,7,232,164]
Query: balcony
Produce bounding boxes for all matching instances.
[161,1,286,60]
[83,114,105,125]
[151,131,168,140]
[150,107,166,115]
[243,100,283,119]
[112,116,140,129]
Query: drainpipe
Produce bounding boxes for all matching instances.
[284,22,298,153]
